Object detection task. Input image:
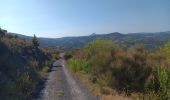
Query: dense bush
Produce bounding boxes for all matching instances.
[109,45,152,92]
[85,39,118,85]
[68,58,91,73]
[85,39,118,58]
[68,39,170,99]
[146,66,170,99]
[161,41,170,59]
[64,52,73,60]
[85,39,151,91]
[16,72,36,99]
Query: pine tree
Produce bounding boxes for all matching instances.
[32,34,39,48]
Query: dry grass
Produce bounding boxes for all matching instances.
[56,90,64,97]
[101,95,132,100]
[75,72,136,100]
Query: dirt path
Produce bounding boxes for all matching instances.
[36,56,99,100]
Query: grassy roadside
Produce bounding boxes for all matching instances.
[66,67,136,100]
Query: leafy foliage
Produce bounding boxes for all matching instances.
[16,72,36,99]
[64,52,73,60]
[146,65,170,99]
[85,39,117,57]
[161,41,170,58]
[68,58,91,73]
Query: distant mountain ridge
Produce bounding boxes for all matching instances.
[10,31,170,50]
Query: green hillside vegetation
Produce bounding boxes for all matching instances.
[0,29,53,100]
[67,39,170,100]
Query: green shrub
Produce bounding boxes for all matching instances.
[85,39,118,57]
[68,58,91,73]
[64,52,73,60]
[85,39,119,86]
[72,48,87,59]
[146,65,170,99]
[161,41,170,58]
[68,39,170,99]
[85,40,152,91]
[16,72,36,99]
[108,44,152,92]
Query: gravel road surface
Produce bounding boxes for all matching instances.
[36,56,99,100]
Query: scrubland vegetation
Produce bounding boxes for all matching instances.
[67,39,170,100]
[0,30,54,100]
[1,27,170,100]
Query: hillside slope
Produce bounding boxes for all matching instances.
[0,30,52,100]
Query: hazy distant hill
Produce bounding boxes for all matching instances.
[10,31,170,50]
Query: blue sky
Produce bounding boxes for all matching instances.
[0,0,170,38]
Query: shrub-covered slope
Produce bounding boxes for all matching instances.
[67,39,170,100]
[0,31,52,100]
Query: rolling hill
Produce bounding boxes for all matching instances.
[10,31,170,50]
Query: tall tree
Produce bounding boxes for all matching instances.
[0,27,6,37]
[32,34,39,48]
